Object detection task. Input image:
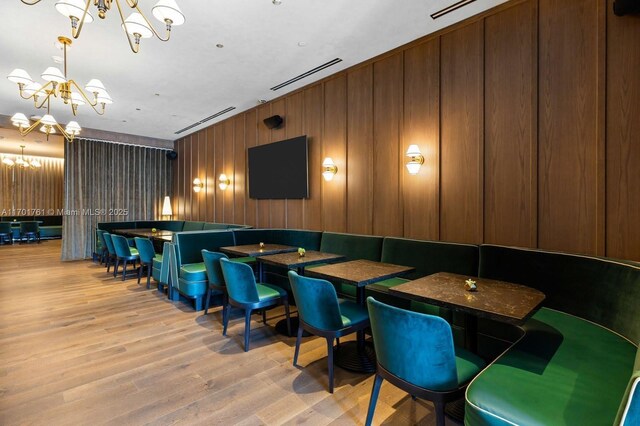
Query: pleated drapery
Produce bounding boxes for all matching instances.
[62,138,172,260]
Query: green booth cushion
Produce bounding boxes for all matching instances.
[180,262,207,282]
[465,307,637,426]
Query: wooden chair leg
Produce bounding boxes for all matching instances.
[327,337,335,393]
[365,374,384,426]
[243,309,252,352]
[293,324,304,366]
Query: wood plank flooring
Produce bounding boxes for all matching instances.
[0,240,453,425]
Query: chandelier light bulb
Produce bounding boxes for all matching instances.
[7,68,33,85]
[123,13,154,38]
[152,0,186,25]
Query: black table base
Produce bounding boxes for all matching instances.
[444,398,465,424]
[275,316,312,337]
[334,341,376,374]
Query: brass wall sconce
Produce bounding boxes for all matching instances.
[192,178,203,192]
[405,145,424,175]
[322,157,338,181]
[218,173,231,190]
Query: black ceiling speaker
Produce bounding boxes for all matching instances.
[613,0,640,16]
[166,150,178,160]
[263,115,284,129]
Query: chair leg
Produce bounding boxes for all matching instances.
[114,259,119,277]
[137,264,143,284]
[222,303,231,336]
[262,309,267,324]
[221,293,228,325]
[284,299,291,337]
[336,337,341,346]
[122,260,128,281]
[146,266,152,289]
[365,374,384,426]
[293,324,304,366]
[204,289,211,315]
[327,337,335,393]
[434,401,445,426]
[243,309,252,352]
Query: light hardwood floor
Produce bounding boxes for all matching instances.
[0,240,455,425]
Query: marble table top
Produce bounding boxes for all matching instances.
[306,259,415,287]
[257,251,346,269]
[219,243,298,257]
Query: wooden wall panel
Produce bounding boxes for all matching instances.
[440,21,484,244]
[244,110,257,227]
[214,125,224,223]
[197,131,207,220]
[233,115,246,225]
[606,5,640,261]
[346,65,374,235]
[182,135,193,220]
[322,75,347,233]
[269,99,287,228]
[205,127,215,220]
[223,120,235,223]
[538,0,599,255]
[484,2,536,247]
[256,105,271,228]
[403,39,440,241]
[373,53,403,237]
[303,84,324,231]
[285,92,304,229]
[172,138,182,220]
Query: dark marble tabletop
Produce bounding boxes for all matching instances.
[112,228,174,239]
[258,251,346,269]
[219,243,298,257]
[389,272,545,324]
[306,259,415,287]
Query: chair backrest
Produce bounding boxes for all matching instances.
[219,258,259,304]
[20,221,39,233]
[96,229,106,251]
[201,250,228,287]
[367,297,459,392]
[0,222,11,233]
[103,232,116,255]
[111,234,133,257]
[134,237,156,263]
[288,271,344,331]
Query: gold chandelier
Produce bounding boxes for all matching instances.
[2,146,42,170]
[21,0,186,54]
[7,36,112,142]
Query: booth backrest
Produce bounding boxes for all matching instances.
[135,220,185,231]
[319,232,383,261]
[479,244,640,344]
[269,229,323,251]
[97,221,138,232]
[381,237,479,280]
[232,229,274,245]
[182,221,206,231]
[174,230,236,265]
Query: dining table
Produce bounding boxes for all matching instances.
[111,228,174,252]
[305,259,415,373]
[219,243,298,282]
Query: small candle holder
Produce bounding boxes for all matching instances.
[259,242,265,248]
[465,279,477,292]
[298,248,306,258]
[151,228,157,233]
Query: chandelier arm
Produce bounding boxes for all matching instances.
[69,80,99,107]
[125,0,139,8]
[17,118,43,137]
[133,3,172,42]
[19,81,55,101]
[71,0,93,39]
[54,123,74,142]
[34,93,54,109]
[114,0,142,53]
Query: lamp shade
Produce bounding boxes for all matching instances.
[2,157,15,167]
[55,0,94,22]
[11,113,29,126]
[85,79,106,94]
[65,121,82,135]
[41,114,58,126]
[7,68,33,85]
[152,0,185,25]
[96,91,113,104]
[162,196,173,216]
[123,13,154,38]
[40,125,56,134]
[70,92,85,106]
[406,144,421,157]
[23,82,43,97]
[41,67,66,83]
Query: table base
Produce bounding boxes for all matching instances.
[334,341,376,374]
[275,316,311,338]
[444,398,465,424]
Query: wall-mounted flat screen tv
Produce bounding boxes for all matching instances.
[248,135,309,199]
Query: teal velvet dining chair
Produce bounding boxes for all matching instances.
[365,297,486,426]
[95,229,107,264]
[219,258,291,352]
[201,250,230,321]
[288,271,370,393]
[102,233,117,273]
[111,234,140,281]
[134,237,158,288]
[19,221,40,243]
[0,222,12,245]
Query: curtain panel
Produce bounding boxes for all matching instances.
[0,155,64,215]
[62,138,172,260]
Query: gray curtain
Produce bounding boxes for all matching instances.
[62,138,172,260]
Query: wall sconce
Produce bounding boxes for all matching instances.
[193,178,204,193]
[322,157,338,181]
[161,196,173,217]
[405,145,424,175]
[218,173,231,190]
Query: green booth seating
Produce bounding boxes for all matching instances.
[465,245,640,426]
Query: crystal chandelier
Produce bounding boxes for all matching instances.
[2,146,42,169]
[7,36,113,141]
[21,0,185,54]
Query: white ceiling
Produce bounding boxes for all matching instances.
[0,0,509,142]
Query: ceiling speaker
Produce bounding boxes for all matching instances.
[166,151,178,160]
[263,115,284,129]
[614,0,640,15]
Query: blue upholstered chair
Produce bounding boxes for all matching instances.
[134,237,159,288]
[96,229,108,264]
[288,271,370,393]
[111,234,139,281]
[0,222,12,245]
[219,258,291,352]
[102,233,117,273]
[20,221,39,243]
[201,250,230,322]
[365,297,486,426]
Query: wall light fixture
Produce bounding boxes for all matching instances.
[322,157,338,181]
[218,173,231,190]
[405,145,424,175]
[193,178,203,192]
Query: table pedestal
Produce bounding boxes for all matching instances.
[334,341,376,374]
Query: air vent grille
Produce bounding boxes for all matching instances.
[174,106,236,135]
[270,58,343,91]
[430,0,476,20]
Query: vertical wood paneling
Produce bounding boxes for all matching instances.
[606,2,640,261]
[173,138,182,219]
[269,99,287,228]
[256,105,271,228]
[285,92,304,229]
[373,53,403,237]
[347,65,374,235]
[223,120,235,223]
[183,135,192,220]
[198,131,207,220]
[539,0,599,255]
[205,127,215,221]
[322,76,348,233]
[303,84,324,231]
[233,115,246,225]
[440,21,484,244]
[244,110,257,227]
[484,2,536,247]
[403,39,440,241]
[214,124,224,223]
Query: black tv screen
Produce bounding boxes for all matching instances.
[248,135,309,199]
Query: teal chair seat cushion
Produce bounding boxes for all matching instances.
[129,248,139,256]
[454,347,485,385]
[465,308,637,426]
[256,282,287,301]
[338,299,369,327]
[180,262,207,282]
[373,277,409,289]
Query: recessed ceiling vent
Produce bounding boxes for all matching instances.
[174,106,236,134]
[270,58,343,91]
[430,0,477,20]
